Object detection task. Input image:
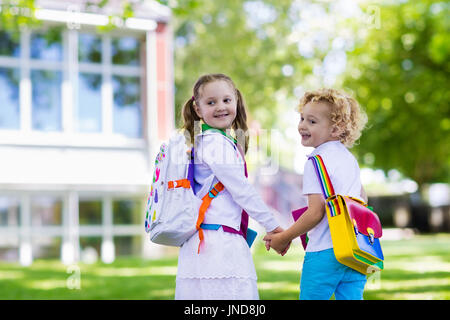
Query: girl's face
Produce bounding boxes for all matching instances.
[194,80,237,130]
[298,101,340,148]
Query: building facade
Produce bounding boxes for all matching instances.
[0,0,174,265]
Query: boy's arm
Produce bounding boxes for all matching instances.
[263,194,325,253]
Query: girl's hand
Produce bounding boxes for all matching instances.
[263,231,291,256]
[264,226,283,251]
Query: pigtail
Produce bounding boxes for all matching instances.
[181,96,201,147]
[232,88,249,154]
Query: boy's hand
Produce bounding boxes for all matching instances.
[264,226,284,251]
[263,231,291,256]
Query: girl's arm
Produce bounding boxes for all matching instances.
[199,134,280,232]
[263,194,325,253]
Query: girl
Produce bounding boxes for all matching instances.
[264,88,369,300]
[175,73,282,300]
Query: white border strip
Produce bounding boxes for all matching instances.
[34,8,157,31]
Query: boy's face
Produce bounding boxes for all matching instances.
[298,101,340,148]
[194,80,237,130]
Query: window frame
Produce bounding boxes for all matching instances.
[0,191,145,264]
[0,26,147,149]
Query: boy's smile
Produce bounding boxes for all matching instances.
[298,101,340,148]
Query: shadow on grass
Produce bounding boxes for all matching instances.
[1,235,449,300]
[0,257,178,300]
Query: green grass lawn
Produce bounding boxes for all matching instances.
[0,234,449,300]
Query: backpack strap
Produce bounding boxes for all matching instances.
[221,143,249,240]
[309,155,335,198]
[195,124,248,253]
[196,182,224,253]
[168,147,195,191]
[308,155,341,217]
[167,179,190,190]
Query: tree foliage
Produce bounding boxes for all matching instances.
[171,0,315,130]
[343,0,450,186]
[2,0,448,187]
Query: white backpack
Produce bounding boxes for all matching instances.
[144,132,221,247]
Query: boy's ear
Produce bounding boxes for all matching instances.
[331,125,343,138]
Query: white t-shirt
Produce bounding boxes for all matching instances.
[302,140,363,252]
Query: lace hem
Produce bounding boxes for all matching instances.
[175,277,259,300]
[176,274,257,280]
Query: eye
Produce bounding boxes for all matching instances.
[207,100,215,105]
[309,120,316,124]
[224,98,232,103]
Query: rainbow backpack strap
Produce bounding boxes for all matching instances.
[309,155,340,217]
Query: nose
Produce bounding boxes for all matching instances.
[298,119,305,131]
[216,102,226,110]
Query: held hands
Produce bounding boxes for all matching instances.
[263,227,291,256]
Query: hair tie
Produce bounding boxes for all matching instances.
[191,96,195,101]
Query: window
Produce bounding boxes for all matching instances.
[112,36,140,65]
[32,236,61,259]
[0,68,20,129]
[111,36,142,138]
[114,235,141,256]
[78,33,102,63]
[0,32,20,130]
[0,30,145,140]
[31,196,62,226]
[31,70,62,131]
[79,200,102,225]
[113,199,140,225]
[0,239,19,262]
[77,73,102,132]
[30,32,63,61]
[113,75,141,138]
[77,33,103,133]
[30,32,63,132]
[0,31,20,57]
[0,193,146,263]
[0,197,20,226]
[80,236,101,258]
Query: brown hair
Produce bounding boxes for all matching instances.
[298,88,368,148]
[181,73,249,153]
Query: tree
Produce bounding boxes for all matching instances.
[171,0,316,130]
[5,0,447,189]
[343,0,450,189]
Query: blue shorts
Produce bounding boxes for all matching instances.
[299,248,367,300]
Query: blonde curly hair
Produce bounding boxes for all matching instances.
[298,88,368,148]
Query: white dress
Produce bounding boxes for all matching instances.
[175,229,259,300]
[175,130,279,300]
